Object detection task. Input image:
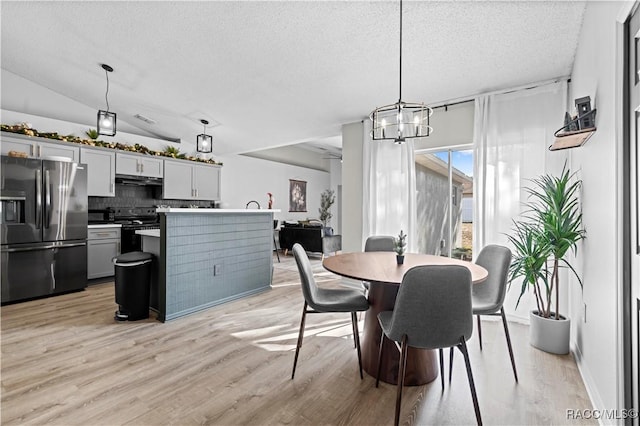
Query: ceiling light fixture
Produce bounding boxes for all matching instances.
[196,119,213,153]
[369,0,432,144]
[97,63,116,136]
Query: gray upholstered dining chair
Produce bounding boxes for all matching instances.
[364,235,396,252]
[449,244,517,383]
[375,265,481,426]
[362,236,396,292]
[291,243,369,380]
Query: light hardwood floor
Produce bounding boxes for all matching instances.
[1,254,595,425]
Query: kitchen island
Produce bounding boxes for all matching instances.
[139,208,279,321]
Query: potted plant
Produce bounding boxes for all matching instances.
[507,165,585,354]
[394,230,407,265]
[85,129,99,140]
[318,189,335,235]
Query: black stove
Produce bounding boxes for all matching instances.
[113,207,158,224]
[113,207,160,253]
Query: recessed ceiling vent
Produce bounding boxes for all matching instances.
[134,114,156,124]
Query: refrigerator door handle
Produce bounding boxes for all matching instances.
[45,170,52,228]
[35,169,42,230]
[1,242,86,253]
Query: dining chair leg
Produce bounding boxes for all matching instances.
[439,348,445,391]
[352,312,363,379]
[501,307,518,382]
[291,302,308,380]
[394,335,409,426]
[477,315,483,350]
[350,312,357,349]
[375,329,386,388]
[458,338,482,426]
[449,347,454,383]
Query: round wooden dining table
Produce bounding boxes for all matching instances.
[322,252,488,386]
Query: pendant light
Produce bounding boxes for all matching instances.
[97,64,117,136]
[196,119,213,153]
[369,0,432,143]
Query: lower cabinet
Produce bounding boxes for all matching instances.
[88,227,121,280]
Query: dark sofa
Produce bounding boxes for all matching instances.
[278,223,341,257]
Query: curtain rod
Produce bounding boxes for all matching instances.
[429,76,571,111]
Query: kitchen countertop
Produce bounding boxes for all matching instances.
[136,229,160,238]
[156,208,281,214]
[88,223,122,229]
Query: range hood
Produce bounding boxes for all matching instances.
[115,174,163,186]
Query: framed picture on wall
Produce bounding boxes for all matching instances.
[289,179,307,212]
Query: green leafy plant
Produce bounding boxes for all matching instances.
[318,189,335,226]
[394,230,407,256]
[164,145,186,159]
[508,165,585,320]
[1,123,222,165]
[85,129,99,140]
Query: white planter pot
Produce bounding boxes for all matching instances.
[529,310,570,355]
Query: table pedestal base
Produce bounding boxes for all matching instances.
[361,281,439,385]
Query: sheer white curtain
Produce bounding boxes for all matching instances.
[473,81,568,320]
[363,119,418,252]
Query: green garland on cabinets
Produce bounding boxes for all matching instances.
[1,123,222,166]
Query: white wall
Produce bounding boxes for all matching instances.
[568,1,625,417]
[329,155,342,234]
[217,153,330,224]
[414,101,475,151]
[341,121,364,252]
[1,70,185,145]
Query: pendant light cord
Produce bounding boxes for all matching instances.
[104,68,110,112]
[398,0,403,102]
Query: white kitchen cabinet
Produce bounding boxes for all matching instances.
[87,227,121,279]
[81,147,116,197]
[163,160,193,199]
[115,152,163,178]
[1,133,79,162]
[192,163,221,201]
[163,159,221,201]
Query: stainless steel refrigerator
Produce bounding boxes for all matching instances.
[1,156,88,303]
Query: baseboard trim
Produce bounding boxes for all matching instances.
[572,342,609,425]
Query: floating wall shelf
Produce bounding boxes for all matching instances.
[549,127,597,151]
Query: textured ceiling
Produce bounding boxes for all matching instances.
[1,1,586,156]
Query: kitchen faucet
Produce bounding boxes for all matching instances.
[246,200,261,209]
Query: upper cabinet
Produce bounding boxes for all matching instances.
[163,159,221,201]
[192,163,220,201]
[1,132,223,202]
[1,133,79,162]
[162,160,192,200]
[115,152,163,178]
[81,147,115,197]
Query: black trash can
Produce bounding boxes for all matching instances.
[113,251,154,321]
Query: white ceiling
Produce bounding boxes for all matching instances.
[1,1,586,156]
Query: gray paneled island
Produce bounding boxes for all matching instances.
[138,208,279,321]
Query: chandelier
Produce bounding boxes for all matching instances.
[369,0,432,143]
